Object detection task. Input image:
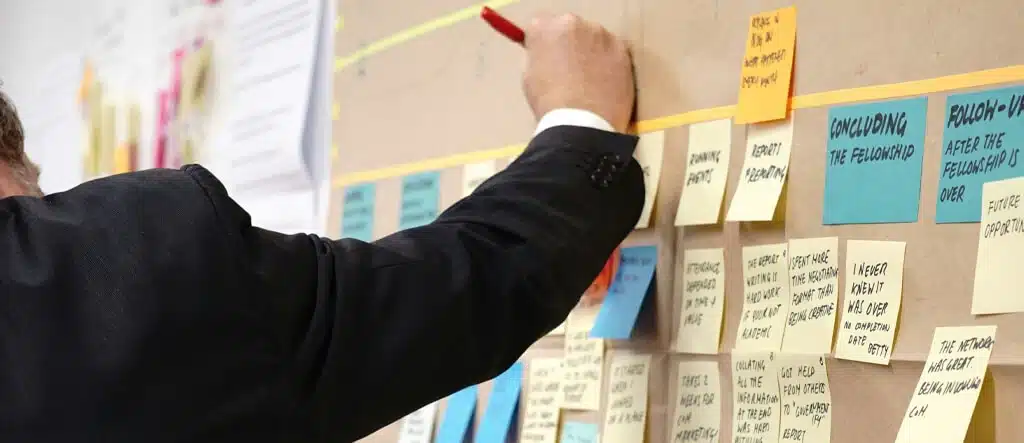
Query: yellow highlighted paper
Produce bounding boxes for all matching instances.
[781,237,840,354]
[834,240,906,365]
[726,119,794,222]
[896,325,997,443]
[676,119,732,226]
[732,351,781,443]
[670,361,721,442]
[462,160,498,197]
[973,177,1024,314]
[521,358,563,443]
[635,131,665,229]
[561,307,604,410]
[735,6,797,124]
[735,243,790,351]
[673,248,726,354]
[602,354,651,443]
[778,354,832,443]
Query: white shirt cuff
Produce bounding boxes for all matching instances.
[533,109,616,136]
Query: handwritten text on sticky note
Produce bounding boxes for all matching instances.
[674,248,726,354]
[670,361,721,443]
[735,6,797,124]
[522,358,562,443]
[936,85,1024,223]
[782,237,840,354]
[591,245,658,339]
[676,119,732,226]
[732,352,781,443]
[896,326,996,443]
[778,354,832,443]
[834,240,906,365]
[824,98,928,224]
[727,119,794,221]
[973,177,1024,314]
[735,243,790,351]
[341,183,375,241]
[399,171,441,230]
[603,354,651,443]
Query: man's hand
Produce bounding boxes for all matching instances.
[522,13,635,133]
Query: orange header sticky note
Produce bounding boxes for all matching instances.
[735,6,797,124]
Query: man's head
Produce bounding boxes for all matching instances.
[0,88,42,198]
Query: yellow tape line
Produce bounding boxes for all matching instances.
[332,65,1024,188]
[334,0,521,71]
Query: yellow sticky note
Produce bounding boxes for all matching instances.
[726,119,794,222]
[332,102,340,121]
[462,160,497,197]
[781,237,840,354]
[676,119,732,226]
[778,354,832,443]
[735,243,790,351]
[602,354,651,442]
[735,6,797,124]
[670,361,721,442]
[973,177,1024,314]
[896,326,997,443]
[673,248,726,354]
[562,307,604,411]
[732,351,781,443]
[834,240,906,365]
[634,131,665,229]
[522,358,563,443]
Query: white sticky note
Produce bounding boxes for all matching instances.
[462,160,498,197]
[602,354,652,442]
[676,119,732,226]
[670,361,721,442]
[735,243,790,351]
[778,354,832,443]
[673,248,726,354]
[896,326,997,443]
[973,177,1024,314]
[834,240,906,365]
[781,237,840,354]
[561,307,604,410]
[521,358,563,443]
[732,351,781,443]
[726,119,794,222]
[634,131,665,229]
[397,402,438,443]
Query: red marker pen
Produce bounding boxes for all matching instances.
[480,7,525,45]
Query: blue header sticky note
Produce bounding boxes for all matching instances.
[400,171,441,230]
[590,245,657,339]
[937,85,1024,223]
[341,183,375,241]
[559,421,599,443]
[434,385,478,443]
[823,97,928,224]
[475,362,524,443]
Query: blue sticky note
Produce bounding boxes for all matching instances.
[400,171,441,230]
[937,85,1024,223]
[475,362,524,442]
[823,97,928,224]
[435,385,478,443]
[590,245,657,339]
[341,183,375,241]
[559,422,599,443]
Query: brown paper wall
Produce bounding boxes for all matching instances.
[333,0,1024,441]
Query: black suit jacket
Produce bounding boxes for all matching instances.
[0,126,644,442]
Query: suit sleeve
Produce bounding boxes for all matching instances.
[199,126,645,440]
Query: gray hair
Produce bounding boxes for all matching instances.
[0,87,42,197]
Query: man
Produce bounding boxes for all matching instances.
[0,12,643,442]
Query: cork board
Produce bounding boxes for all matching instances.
[332,0,1024,441]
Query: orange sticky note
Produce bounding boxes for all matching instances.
[735,6,797,124]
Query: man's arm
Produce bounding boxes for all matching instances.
[226,125,644,440]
